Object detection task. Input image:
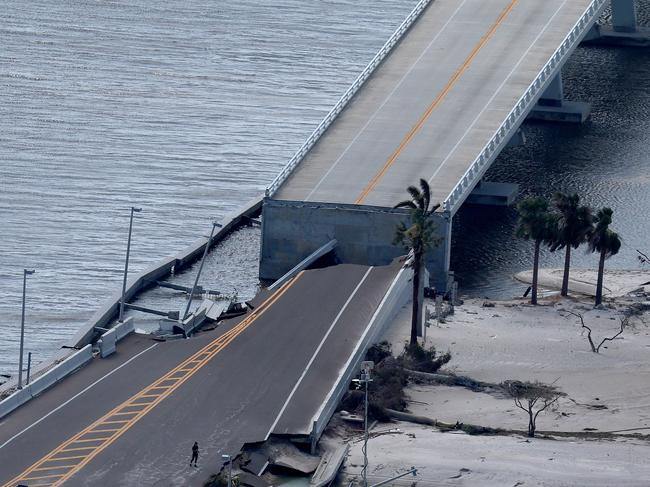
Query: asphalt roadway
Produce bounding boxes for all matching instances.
[274,0,596,209]
[0,261,401,487]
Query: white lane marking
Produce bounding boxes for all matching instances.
[428,0,568,185]
[304,0,471,201]
[265,266,375,438]
[0,343,158,450]
[310,265,406,426]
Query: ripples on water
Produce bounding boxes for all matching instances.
[0,0,418,375]
[1,1,649,376]
[453,38,650,298]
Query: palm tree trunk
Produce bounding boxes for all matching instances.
[595,248,606,306]
[531,240,540,305]
[410,249,422,347]
[561,246,571,296]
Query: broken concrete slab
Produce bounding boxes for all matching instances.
[241,451,270,477]
[262,439,320,475]
[238,472,272,487]
[310,440,348,487]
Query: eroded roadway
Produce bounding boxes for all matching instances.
[0,261,401,487]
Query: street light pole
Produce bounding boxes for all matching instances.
[119,207,141,323]
[357,361,373,487]
[182,221,221,321]
[18,269,35,389]
[221,454,232,487]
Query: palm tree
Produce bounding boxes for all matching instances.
[516,196,553,305]
[588,208,621,306]
[394,179,440,347]
[549,193,593,297]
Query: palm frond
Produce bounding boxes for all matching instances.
[394,200,417,209]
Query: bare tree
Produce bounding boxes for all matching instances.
[564,311,627,353]
[501,380,565,437]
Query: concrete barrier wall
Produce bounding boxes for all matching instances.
[113,316,135,342]
[260,199,450,289]
[99,328,117,358]
[68,195,263,348]
[310,264,412,448]
[0,345,93,420]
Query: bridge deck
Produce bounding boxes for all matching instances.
[274,0,594,210]
[0,262,400,487]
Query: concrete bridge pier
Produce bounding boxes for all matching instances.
[259,199,454,292]
[527,73,591,123]
[583,0,650,46]
[611,0,638,32]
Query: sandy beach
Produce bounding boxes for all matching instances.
[338,269,650,487]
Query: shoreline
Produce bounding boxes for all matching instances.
[334,269,650,486]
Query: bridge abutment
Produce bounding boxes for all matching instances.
[527,73,591,123]
[259,199,452,291]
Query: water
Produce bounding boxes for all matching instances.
[1,1,649,377]
[452,38,650,298]
[0,0,418,377]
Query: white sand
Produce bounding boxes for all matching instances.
[344,422,650,487]
[339,274,650,486]
[515,268,650,297]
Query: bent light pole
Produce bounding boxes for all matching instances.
[182,221,221,321]
[18,268,35,389]
[119,206,141,323]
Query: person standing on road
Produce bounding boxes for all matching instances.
[190,441,199,467]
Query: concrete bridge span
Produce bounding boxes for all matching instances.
[260,0,637,288]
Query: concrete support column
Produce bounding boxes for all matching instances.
[611,0,637,33]
[538,74,564,107]
[528,72,591,123]
[426,212,452,291]
[582,0,649,47]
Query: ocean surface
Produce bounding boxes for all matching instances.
[1,0,649,377]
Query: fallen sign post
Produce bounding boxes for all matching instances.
[369,468,417,487]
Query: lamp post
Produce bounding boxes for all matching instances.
[18,268,35,389]
[119,207,141,323]
[221,454,232,487]
[353,361,373,487]
[182,221,222,321]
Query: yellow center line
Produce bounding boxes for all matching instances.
[354,0,519,204]
[4,275,301,487]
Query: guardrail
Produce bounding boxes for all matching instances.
[309,262,412,451]
[97,317,135,358]
[0,345,93,420]
[265,0,435,198]
[442,0,608,215]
